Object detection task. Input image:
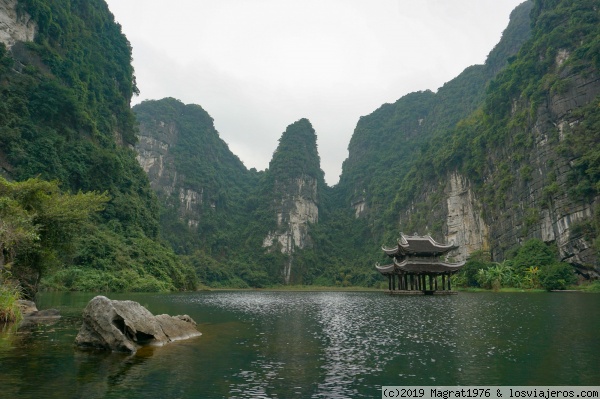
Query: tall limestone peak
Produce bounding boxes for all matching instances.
[262,118,325,284]
[133,97,257,254]
[268,118,324,184]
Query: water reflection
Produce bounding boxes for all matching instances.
[0,291,598,399]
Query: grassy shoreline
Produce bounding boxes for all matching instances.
[0,283,23,324]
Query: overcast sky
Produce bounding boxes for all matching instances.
[104,0,525,185]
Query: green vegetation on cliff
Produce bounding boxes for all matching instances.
[0,0,195,294]
[401,0,600,259]
[133,98,259,256]
[455,239,577,291]
[337,1,534,236]
[3,0,596,293]
[268,118,325,184]
[0,177,108,297]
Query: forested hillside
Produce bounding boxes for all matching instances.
[136,0,599,287]
[2,0,597,293]
[134,98,259,255]
[0,0,195,295]
[384,0,600,278]
[336,0,534,236]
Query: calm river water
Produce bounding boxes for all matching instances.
[1,291,599,398]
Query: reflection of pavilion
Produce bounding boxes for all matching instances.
[376,233,465,295]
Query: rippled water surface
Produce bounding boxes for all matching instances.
[1,291,599,398]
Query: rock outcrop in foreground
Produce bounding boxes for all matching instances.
[75,296,201,353]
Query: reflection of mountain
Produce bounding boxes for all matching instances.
[2,291,600,396]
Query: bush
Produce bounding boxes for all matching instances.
[457,251,493,287]
[475,262,520,290]
[511,239,556,274]
[539,262,576,291]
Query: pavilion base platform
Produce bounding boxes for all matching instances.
[386,290,457,296]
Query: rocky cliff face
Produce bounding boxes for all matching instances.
[133,98,254,236]
[445,172,490,260]
[136,121,177,194]
[395,47,600,278]
[262,119,324,283]
[0,0,35,49]
[396,64,600,276]
[487,65,600,277]
[135,118,203,228]
[334,0,600,279]
[262,176,319,283]
[337,1,534,224]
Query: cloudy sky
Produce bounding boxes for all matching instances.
[104,0,525,185]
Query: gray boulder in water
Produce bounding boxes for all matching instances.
[75,295,201,353]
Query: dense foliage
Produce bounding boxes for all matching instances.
[325,0,598,279]
[0,177,108,297]
[133,98,259,255]
[2,0,594,292]
[268,118,325,184]
[455,239,576,291]
[0,0,195,294]
[398,0,600,261]
[133,98,273,287]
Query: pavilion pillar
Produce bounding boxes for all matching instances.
[442,275,446,290]
[448,275,452,291]
[428,275,433,291]
[392,274,396,291]
[434,275,438,290]
[388,275,392,291]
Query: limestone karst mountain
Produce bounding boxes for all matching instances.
[135,0,599,285]
[1,0,597,290]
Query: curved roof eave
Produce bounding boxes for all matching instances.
[398,233,458,253]
[375,263,395,274]
[393,257,465,273]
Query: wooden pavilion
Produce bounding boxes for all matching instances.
[376,233,465,295]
